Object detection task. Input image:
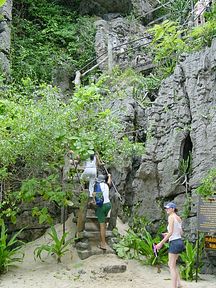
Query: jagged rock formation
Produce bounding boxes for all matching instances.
[130,39,216,272]
[100,39,215,271]
[132,39,216,218]
[0,0,12,77]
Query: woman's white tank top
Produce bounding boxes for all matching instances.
[168,218,182,241]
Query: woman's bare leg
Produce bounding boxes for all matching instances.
[168,253,179,288]
[176,261,182,288]
[99,223,107,249]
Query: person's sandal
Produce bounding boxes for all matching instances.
[97,245,107,250]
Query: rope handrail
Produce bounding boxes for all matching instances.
[79,32,153,73]
[78,0,212,77]
[78,0,176,73]
[96,152,122,202]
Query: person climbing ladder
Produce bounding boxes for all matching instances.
[80,153,98,196]
[93,173,112,250]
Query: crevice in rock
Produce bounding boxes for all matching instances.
[181,133,193,162]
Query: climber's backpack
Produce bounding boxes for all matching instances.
[94,181,104,207]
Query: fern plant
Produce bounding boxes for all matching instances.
[0,221,24,274]
[34,226,73,263]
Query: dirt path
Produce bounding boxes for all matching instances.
[0,218,215,288]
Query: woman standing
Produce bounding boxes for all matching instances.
[156,202,185,288]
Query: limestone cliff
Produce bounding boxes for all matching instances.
[132,39,216,225]
[0,0,12,77]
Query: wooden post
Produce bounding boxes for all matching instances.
[108,34,113,73]
[191,0,194,22]
[196,230,200,282]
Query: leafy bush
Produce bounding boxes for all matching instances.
[0,221,24,274]
[0,76,143,223]
[113,229,142,259]
[0,0,6,7]
[187,18,216,50]
[147,11,216,79]
[34,225,73,263]
[152,0,191,24]
[196,168,216,198]
[113,227,168,267]
[148,20,187,77]
[138,227,168,267]
[12,0,96,84]
[180,237,204,281]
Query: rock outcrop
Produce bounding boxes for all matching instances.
[0,0,12,77]
[132,39,216,242]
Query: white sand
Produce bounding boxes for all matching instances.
[0,216,215,288]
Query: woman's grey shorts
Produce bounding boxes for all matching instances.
[168,239,185,254]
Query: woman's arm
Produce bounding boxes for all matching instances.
[107,174,112,187]
[156,216,174,250]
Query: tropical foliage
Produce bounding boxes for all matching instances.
[12,0,96,84]
[0,77,144,224]
[34,226,73,263]
[113,216,168,268]
[196,168,216,197]
[148,12,216,78]
[0,221,24,274]
[180,237,204,281]
[0,0,6,7]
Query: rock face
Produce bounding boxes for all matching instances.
[0,0,12,77]
[94,36,215,268]
[131,40,216,273]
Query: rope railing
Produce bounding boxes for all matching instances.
[76,0,212,79]
[78,0,176,74]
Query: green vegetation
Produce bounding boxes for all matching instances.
[196,168,216,198]
[173,154,192,219]
[34,225,73,263]
[180,237,204,281]
[12,0,96,84]
[0,79,143,225]
[0,221,24,273]
[0,0,6,7]
[113,213,168,268]
[152,0,191,24]
[148,14,216,78]
[113,225,168,268]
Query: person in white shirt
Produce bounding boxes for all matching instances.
[80,154,97,195]
[194,0,211,25]
[156,202,185,288]
[93,173,112,250]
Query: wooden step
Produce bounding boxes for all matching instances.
[76,242,115,260]
[80,230,113,239]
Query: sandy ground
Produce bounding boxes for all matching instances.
[0,216,215,288]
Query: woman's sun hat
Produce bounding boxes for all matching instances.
[164,202,177,209]
[97,174,106,182]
